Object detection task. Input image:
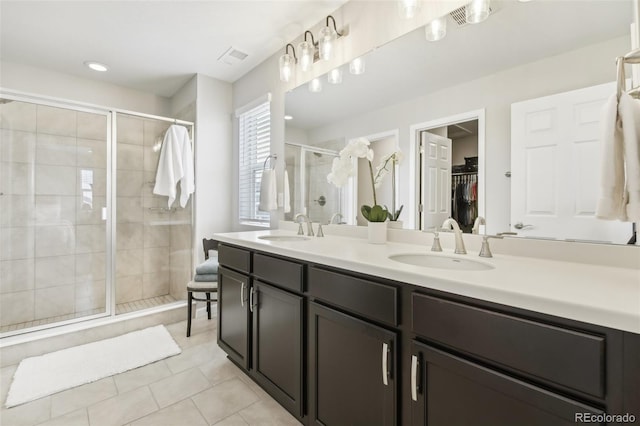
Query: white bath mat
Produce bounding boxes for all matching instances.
[5,325,181,408]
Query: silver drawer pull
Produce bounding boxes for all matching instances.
[240,283,245,307]
[249,287,255,313]
[411,355,418,401]
[382,342,389,386]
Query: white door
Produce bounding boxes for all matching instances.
[420,131,452,230]
[511,81,631,244]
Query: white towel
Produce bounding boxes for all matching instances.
[595,94,625,220]
[283,169,291,213]
[153,125,194,208]
[259,169,277,211]
[619,93,640,221]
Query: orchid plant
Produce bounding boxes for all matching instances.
[327,137,403,223]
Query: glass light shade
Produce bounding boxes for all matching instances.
[398,0,420,18]
[318,26,337,60]
[425,17,447,41]
[465,0,490,24]
[298,41,314,72]
[308,78,322,93]
[328,68,343,84]
[279,54,294,82]
[349,57,365,75]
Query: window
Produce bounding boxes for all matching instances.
[237,95,271,226]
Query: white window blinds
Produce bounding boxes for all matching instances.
[238,97,271,226]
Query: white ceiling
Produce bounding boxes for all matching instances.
[285,0,633,129]
[0,0,348,98]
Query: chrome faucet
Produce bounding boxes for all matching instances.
[441,218,467,254]
[294,213,314,237]
[472,216,485,234]
[329,213,344,224]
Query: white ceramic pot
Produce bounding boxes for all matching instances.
[367,221,388,244]
[388,220,404,229]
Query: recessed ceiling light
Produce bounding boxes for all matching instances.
[284,115,293,120]
[84,61,109,72]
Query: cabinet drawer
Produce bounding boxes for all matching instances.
[309,267,398,326]
[253,254,303,293]
[218,245,251,273]
[412,293,605,398]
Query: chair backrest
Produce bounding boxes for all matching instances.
[203,238,219,260]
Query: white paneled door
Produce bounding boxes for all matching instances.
[420,131,452,230]
[511,81,632,244]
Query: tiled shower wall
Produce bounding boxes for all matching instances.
[0,101,192,332]
[0,101,109,328]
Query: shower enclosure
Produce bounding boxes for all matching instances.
[284,143,348,225]
[0,94,193,336]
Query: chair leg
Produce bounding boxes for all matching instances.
[206,292,211,320]
[187,291,193,337]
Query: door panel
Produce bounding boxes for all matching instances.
[420,131,452,230]
[252,281,303,417]
[511,81,631,243]
[217,266,250,369]
[309,302,397,426]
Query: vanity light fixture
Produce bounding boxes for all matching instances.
[349,57,365,75]
[425,16,447,41]
[398,0,420,19]
[327,68,343,84]
[465,0,491,24]
[318,15,343,61]
[279,44,297,83]
[84,61,109,72]
[308,78,322,93]
[298,31,317,72]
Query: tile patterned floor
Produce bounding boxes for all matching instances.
[0,315,301,426]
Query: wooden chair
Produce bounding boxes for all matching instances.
[186,239,219,337]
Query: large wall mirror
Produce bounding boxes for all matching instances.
[284,0,635,245]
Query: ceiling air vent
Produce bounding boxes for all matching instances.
[449,5,493,27]
[217,47,248,65]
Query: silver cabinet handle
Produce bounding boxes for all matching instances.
[411,355,418,401]
[240,283,245,307]
[249,287,255,313]
[382,342,389,386]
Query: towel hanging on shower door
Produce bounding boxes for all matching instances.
[153,124,194,208]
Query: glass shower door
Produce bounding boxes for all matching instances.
[0,98,110,334]
[304,149,340,225]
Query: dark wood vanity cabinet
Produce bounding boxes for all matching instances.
[308,301,397,426]
[217,266,250,369]
[409,341,604,426]
[216,242,640,426]
[217,244,305,420]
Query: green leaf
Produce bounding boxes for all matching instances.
[369,205,388,222]
[361,205,371,221]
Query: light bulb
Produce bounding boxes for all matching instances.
[308,78,322,93]
[328,68,343,84]
[298,41,314,72]
[318,26,336,61]
[425,17,447,41]
[279,54,294,82]
[465,0,490,24]
[349,57,365,75]
[398,0,420,18]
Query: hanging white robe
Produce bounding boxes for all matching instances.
[153,125,194,208]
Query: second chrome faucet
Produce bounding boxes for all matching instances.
[441,218,467,254]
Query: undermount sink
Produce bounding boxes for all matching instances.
[388,253,494,271]
[258,235,310,242]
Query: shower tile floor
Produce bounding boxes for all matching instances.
[0,296,178,334]
[0,314,300,426]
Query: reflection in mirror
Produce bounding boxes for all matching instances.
[284,0,634,244]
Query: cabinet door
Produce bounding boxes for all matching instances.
[252,281,304,418]
[309,302,397,426]
[409,341,604,426]
[217,266,250,370]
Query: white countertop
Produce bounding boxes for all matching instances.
[213,229,640,334]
